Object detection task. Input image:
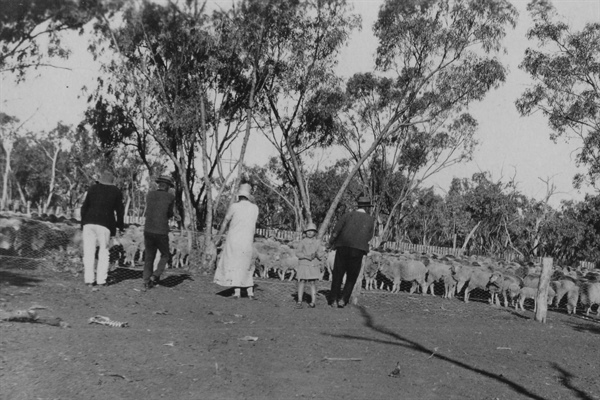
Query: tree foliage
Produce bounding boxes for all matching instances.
[517,0,600,187]
[0,0,119,80]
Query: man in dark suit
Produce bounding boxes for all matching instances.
[328,195,375,308]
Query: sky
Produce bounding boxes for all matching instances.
[1,0,599,207]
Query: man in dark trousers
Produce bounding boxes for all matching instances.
[80,171,125,287]
[143,175,180,291]
[328,195,375,308]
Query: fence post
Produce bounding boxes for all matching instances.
[535,257,553,323]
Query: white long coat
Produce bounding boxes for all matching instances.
[213,199,259,287]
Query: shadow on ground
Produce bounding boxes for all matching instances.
[107,267,193,289]
[325,306,596,400]
[0,269,42,287]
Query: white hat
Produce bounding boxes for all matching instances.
[303,222,317,233]
[237,183,252,199]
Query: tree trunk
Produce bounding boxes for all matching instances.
[317,130,390,239]
[43,148,60,214]
[200,95,215,271]
[1,137,13,211]
[216,61,258,240]
[461,221,481,251]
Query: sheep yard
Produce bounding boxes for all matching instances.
[1,257,599,400]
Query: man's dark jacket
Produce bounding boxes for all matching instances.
[80,183,125,236]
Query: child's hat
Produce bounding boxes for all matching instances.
[303,222,317,233]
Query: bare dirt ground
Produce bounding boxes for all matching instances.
[1,261,599,400]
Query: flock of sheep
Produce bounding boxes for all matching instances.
[50,222,599,318]
[251,236,600,317]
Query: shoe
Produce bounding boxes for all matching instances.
[248,295,257,300]
[149,276,160,287]
[230,294,240,299]
[337,301,346,308]
[309,303,316,308]
[296,302,303,309]
[142,282,151,292]
[85,283,95,287]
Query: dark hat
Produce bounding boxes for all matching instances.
[97,171,115,185]
[357,196,373,208]
[156,175,174,187]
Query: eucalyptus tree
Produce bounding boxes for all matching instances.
[250,0,360,231]
[317,0,518,239]
[0,0,119,80]
[517,0,600,188]
[334,73,478,240]
[0,112,20,210]
[86,1,258,236]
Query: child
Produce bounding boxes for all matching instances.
[295,222,325,308]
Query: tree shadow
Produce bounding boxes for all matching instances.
[0,257,40,270]
[107,267,142,284]
[552,363,597,400]
[159,273,193,288]
[0,269,42,287]
[326,306,553,400]
[566,320,600,335]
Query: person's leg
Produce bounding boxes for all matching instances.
[297,280,305,304]
[82,225,97,285]
[309,281,317,307]
[95,226,112,285]
[247,286,254,298]
[340,250,365,305]
[152,234,170,282]
[143,234,157,285]
[329,247,348,305]
[233,288,241,298]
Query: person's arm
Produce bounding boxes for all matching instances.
[169,195,181,222]
[295,240,312,260]
[80,190,90,229]
[115,189,125,233]
[328,214,346,248]
[221,205,234,231]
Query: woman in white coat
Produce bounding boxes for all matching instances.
[214,183,259,299]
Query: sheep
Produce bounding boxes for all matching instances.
[363,251,383,291]
[550,276,580,314]
[515,286,556,312]
[578,282,600,317]
[379,252,427,294]
[276,245,298,281]
[487,271,523,308]
[422,257,453,296]
[253,238,281,279]
[451,262,494,303]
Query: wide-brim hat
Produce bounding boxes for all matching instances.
[357,196,373,208]
[237,183,252,199]
[303,222,317,233]
[97,171,115,185]
[156,175,175,187]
